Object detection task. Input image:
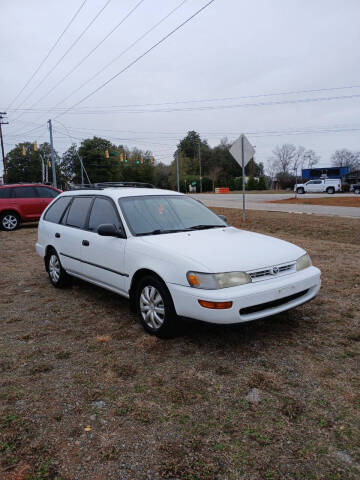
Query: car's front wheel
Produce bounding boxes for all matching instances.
[46,250,70,287]
[354,188,360,195]
[0,212,20,231]
[297,187,305,194]
[135,275,180,338]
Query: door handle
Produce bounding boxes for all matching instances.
[55,232,60,238]
[82,240,90,246]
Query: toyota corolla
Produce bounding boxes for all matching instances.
[36,183,321,337]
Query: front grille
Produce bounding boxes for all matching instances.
[248,262,295,281]
[240,289,309,315]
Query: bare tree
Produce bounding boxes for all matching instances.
[271,144,297,174]
[208,165,222,191]
[303,149,320,169]
[266,157,279,188]
[292,146,305,174]
[331,149,360,171]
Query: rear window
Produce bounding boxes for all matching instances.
[36,186,59,198]
[13,186,38,198]
[66,196,93,229]
[0,188,12,199]
[44,196,72,223]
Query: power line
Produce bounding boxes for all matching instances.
[50,82,360,110]
[55,0,216,119]
[11,0,112,115]
[7,0,88,110]
[7,91,360,116]
[54,0,189,109]
[28,0,147,109]
[63,92,360,114]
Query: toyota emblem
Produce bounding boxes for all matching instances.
[271,266,279,275]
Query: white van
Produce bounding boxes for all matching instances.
[294,178,341,194]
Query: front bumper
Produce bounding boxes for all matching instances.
[167,266,321,324]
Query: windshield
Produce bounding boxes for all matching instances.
[119,195,227,236]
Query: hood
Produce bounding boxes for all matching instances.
[138,227,305,272]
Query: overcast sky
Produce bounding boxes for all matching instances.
[1,0,360,175]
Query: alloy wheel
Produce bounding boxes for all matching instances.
[139,286,165,330]
[2,214,18,230]
[49,254,61,283]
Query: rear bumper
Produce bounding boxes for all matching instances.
[167,266,321,324]
[35,242,45,258]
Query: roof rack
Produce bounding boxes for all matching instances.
[67,182,155,191]
[95,182,155,189]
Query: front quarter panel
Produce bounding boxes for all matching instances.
[124,237,205,291]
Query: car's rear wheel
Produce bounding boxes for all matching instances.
[297,187,305,194]
[326,187,335,194]
[135,275,180,338]
[354,188,360,195]
[46,250,70,287]
[0,212,20,231]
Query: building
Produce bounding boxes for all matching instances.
[302,166,350,180]
[344,170,360,186]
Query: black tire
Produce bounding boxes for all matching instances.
[354,188,360,195]
[135,274,181,338]
[326,187,335,194]
[45,249,70,288]
[297,187,305,194]
[0,212,20,231]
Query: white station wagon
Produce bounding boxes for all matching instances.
[36,183,321,337]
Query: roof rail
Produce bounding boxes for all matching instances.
[95,182,155,189]
[67,184,102,191]
[67,182,155,191]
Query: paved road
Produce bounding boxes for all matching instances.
[191,193,360,219]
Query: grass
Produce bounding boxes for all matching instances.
[0,212,359,479]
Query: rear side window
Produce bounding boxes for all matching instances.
[36,186,59,198]
[13,186,38,198]
[88,197,120,232]
[0,188,12,199]
[44,196,72,223]
[66,196,93,229]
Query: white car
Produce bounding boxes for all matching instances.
[294,178,341,194]
[36,183,321,337]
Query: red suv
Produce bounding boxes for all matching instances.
[0,183,62,231]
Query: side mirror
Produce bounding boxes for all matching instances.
[97,224,125,238]
[218,214,227,223]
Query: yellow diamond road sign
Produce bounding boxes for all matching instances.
[229,134,255,167]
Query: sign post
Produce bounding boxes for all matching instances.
[229,134,255,222]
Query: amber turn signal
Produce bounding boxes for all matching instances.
[198,300,233,309]
[187,273,200,287]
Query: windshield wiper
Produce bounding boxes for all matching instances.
[136,228,187,236]
[188,224,225,230]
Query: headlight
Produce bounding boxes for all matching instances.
[296,253,312,271]
[187,271,251,289]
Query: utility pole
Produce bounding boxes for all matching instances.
[176,149,180,192]
[241,135,246,222]
[0,112,9,182]
[198,142,202,193]
[47,119,57,188]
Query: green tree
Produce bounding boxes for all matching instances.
[59,144,79,183]
[78,137,120,183]
[154,162,171,189]
[246,176,259,190]
[5,141,60,184]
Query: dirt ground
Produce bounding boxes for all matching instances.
[268,197,360,208]
[0,209,359,480]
